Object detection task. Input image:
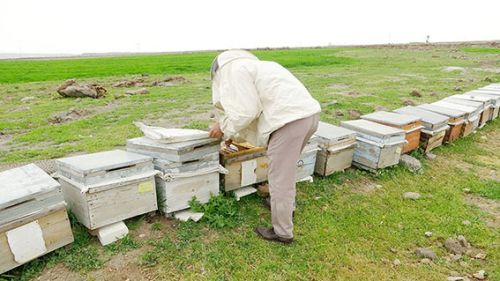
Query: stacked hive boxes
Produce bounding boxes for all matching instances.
[393,106,449,152]
[314,122,357,176]
[127,137,220,214]
[360,111,423,154]
[431,100,480,136]
[442,97,487,128]
[340,120,406,172]
[449,95,495,123]
[461,92,500,120]
[56,150,158,244]
[1,164,74,273]
[417,104,467,142]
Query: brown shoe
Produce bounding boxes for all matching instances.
[254,227,293,244]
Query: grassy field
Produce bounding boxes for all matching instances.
[0,44,499,281]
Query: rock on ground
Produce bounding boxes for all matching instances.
[444,238,467,255]
[425,152,437,160]
[472,270,486,280]
[415,247,437,260]
[113,78,144,87]
[400,154,422,172]
[348,109,362,119]
[49,108,89,124]
[402,98,416,106]
[410,90,422,97]
[403,192,421,200]
[392,259,401,266]
[425,231,433,237]
[125,88,149,95]
[57,79,106,99]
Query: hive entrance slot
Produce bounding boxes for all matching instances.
[105,164,136,173]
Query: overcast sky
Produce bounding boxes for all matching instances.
[1,0,499,55]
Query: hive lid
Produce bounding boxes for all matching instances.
[417,104,467,118]
[463,92,500,104]
[449,94,493,106]
[128,137,219,153]
[0,164,60,210]
[314,122,356,146]
[443,97,484,110]
[361,111,421,126]
[393,106,449,128]
[473,89,500,96]
[340,119,405,138]
[56,149,152,175]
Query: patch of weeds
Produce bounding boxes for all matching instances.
[177,221,202,243]
[462,47,500,54]
[126,215,144,231]
[190,195,241,229]
[140,250,160,267]
[105,235,140,254]
[183,120,210,130]
[63,245,103,272]
[151,222,162,231]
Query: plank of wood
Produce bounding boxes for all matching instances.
[314,146,355,176]
[0,206,73,274]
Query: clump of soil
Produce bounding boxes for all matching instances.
[151,76,190,87]
[348,109,362,119]
[402,98,416,106]
[410,90,422,97]
[125,88,149,95]
[49,108,89,124]
[113,78,145,88]
[57,79,106,99]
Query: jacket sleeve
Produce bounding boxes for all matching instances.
[219,66,261,140]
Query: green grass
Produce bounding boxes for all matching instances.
[462,47,500,54]
[0,45,499,280]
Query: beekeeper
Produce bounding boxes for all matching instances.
[209,50,321,244]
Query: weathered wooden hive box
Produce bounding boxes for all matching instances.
[450,94,495,123]
[417,104,467,142]
[442,97,487,128]
[393,106,449,152]
[220,143,269,192]
[432,101,481,136]
[313,122,357,176]
[462,92,500,120]
[479,84,500,91]
[0,164,74,274]
[361,111,422,154]
[220,138,318,191]
[340,120,406,172]
[127,137,220,214]
[56,150,158,230]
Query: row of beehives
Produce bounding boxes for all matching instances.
[1,83,499,274]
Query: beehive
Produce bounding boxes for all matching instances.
[296,136,320,180]
[127,137,220,214]
[432,101,481,136]
[0,164,74,274]
[393,106,449,152]
[340,120,406,172]
[313,122,357,176]
[361,111,422,154]
[449,94,495,123]
[417,104,467,142]
[462,92,500,120]
[443,97,487,128]
[56,150,158,230]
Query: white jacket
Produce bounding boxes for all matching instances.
[212,50,321,147]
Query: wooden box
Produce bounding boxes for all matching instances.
[314,122,357,176]
[220,143,268,192]
[154,152,220,214]
[443,97,488,129]
[463,92,500,120]
[56,150,158,230]
[393,106,449,152]
[296,136,319,180]
[450,94,495,123]
[340,120,406,172]
[361,111,423,154]
[432,101,480,136]
[417,104,467,142]
[127,137,220,163]
[0,164,74,274]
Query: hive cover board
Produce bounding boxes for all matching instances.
[314,121,356,147]
[0,164,60,210]
[340,119,406,144]
[393,106,448,130]
[361,111,421,126]
[417,104,466,119]
[432,101,478,116]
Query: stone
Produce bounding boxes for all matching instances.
[403,192,421,200]
[462,188,471,193]
[348,109,362,119]
[480,136,487,140]
[425,231,433,237]
[400,155,422,172]
[57,79,106,99]
[457,235,470,248]
[472,270,486,280]
[415,247,437,260]
[138,234,146,238]
[420,258,432,264]
[444,238,466,255]
[389,248,397,253]
[125,88,149,95]
[20,96,35,102]
[449,271,461,277]
[402,98,416,106]
[410,90,422,97]
[459,261,468,268]
[447,277,465,281]
[462,220,471,225]
[474,252,486,260]
[326,100,339,107]
[375,105,389,111]
[393,259,401,266]
[335,110,344,117]
[425,152,437,160]
[454,86,462,91]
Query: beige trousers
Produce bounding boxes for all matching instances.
[267,114,319,239]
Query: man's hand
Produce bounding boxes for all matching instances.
[209,122,224,139]
[224,139,233,147]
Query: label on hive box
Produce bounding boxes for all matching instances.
[6,220,47,264]
[241,159,258,187]
[138,181,154,193]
